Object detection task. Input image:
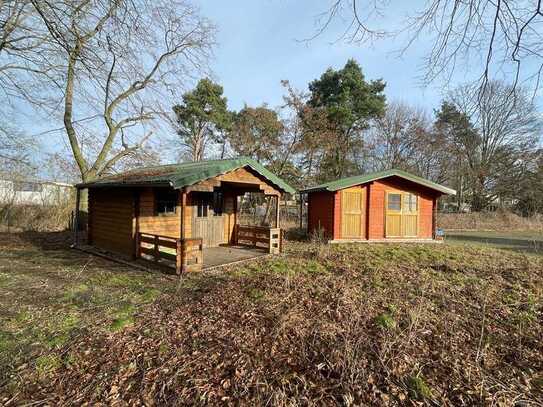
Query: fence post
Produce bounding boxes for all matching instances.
[176,239,182,274]
[135,233,141,259]
[275,195,280,228]
[154,235,159,262]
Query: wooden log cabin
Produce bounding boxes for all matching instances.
[75,158,296,272]
[301,169,456,242]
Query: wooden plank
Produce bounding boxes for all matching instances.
[92,206,134,213]
[139,233,178,242]
[188,167,282,196]
[139,235,177,249]
[341,188,364,239]
[153,235,160,262]
[91,226,132,235]
[176,240,182,274]
[160,251,177,262]
[402,214,418,237]
[133,191,140,259]
[237,237,270,244]
[180,190,187,273]
[275,195,280,228]
[140,247,156,257]
[183,237,203,244]
[139,246,176,262]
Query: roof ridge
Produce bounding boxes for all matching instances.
[300,168,455,195]
[96,157,250,181]
[76,156,296,194]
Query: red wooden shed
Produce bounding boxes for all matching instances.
[300,169,456,242]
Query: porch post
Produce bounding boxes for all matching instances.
[73,187,81,246]
[133,190,140,259]
[178,189,187,274]
[275,194,280,228]
[233,195,238,245]
[299,193,303,230]
[432,197,437,239]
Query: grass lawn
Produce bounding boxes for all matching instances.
[445,230,543,253]
[0,231,542,405]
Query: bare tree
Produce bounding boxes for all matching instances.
[0,119,37,172]
[440,80,542,210]
[312,1,543,95]
[280,79,337,184]
[0,0,58,105]
[366,102,428,171]
[2,0,215,182]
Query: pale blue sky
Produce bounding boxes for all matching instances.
[14,0,527,176]
[199,0,446,111]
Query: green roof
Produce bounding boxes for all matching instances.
[77,157,296,194]
[300,169,456,195]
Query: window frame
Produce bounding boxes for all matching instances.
[155,189,178,216]
[196,197,209,218]
[387,192,402,212]
[212,191,223,216]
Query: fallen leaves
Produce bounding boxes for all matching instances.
[1,239,542,405]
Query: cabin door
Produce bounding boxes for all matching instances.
[385,192,418,238]
[341,188,366,239]
[192,192,226,248]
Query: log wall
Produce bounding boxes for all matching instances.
[139,187,182,238]
[88,188,135,256]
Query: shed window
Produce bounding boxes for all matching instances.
[405,193,417,212]
[155,190,178,215]
[213,191,223,216]
[387,193,401,211]
[196,192,223,217]
[197,198,209,218]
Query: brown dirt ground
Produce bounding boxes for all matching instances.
[0,232,542,405]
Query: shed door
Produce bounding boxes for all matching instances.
[341,188,365,239]
[401,193,418,237]
[192,192,226,248]
[385,192,418,238]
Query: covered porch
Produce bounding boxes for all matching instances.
[74,158,295,273]
[135,224,281,272]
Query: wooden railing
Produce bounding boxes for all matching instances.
[234,225,282,254]
[136,232,203,273]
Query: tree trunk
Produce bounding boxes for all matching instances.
[64,45,89,181]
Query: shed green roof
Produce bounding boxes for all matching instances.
[77,157,296,194]
[300,169,456,195]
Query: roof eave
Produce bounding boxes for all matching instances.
[76,180,173,189]
[299,186,329,193]
[301,171,457,196]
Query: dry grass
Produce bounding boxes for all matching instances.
[438,210,543,232]
[0,202,75,232]
[0,233,542,405]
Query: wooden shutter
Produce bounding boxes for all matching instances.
[401,193,418,237]
[341,188,365,239]
[385,191,419,238]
